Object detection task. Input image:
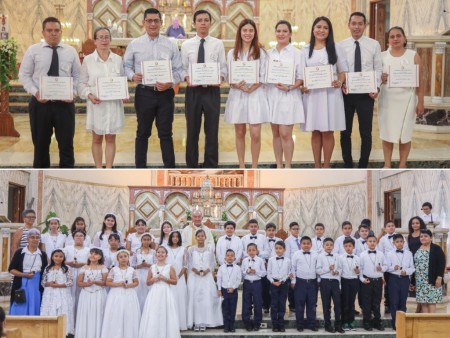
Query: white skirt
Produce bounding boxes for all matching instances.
[41,287,74,335]
[100,287,141,338]
[224,86,270,124]
[135,268,151,312]
[267,85,305,125]
[172,275,188,330]
[75,288,107,338]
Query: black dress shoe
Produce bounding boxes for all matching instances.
[245,325,253,331]
[230,328,235,332]
[364,325,373,331]
[374,324,385,331]
[336,326,345,333]
[279,327,286,332]
[325,326,335,333]
[310,327,319,331]
[253,325,260,331]
[297,327,304,332]
[223,329,229,332]
[272,327,279,332]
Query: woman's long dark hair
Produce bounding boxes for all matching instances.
[168,230,183,247]
[408,216,426,236]
[88,248,105,265]
[275,20,292,44]
[46,249,69,273]
[71,216,86,234]
[308,16,337,65]
[233,18,261,61]
[159,220,173,245]
[99,213,118,240]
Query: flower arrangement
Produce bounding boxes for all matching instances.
[0,38,18,91]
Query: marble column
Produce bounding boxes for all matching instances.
[432,41,447,104]
[87,13,94,39]
[220,16,227,39]
[121,13,128,38]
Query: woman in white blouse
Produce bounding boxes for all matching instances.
[78,27,126,168]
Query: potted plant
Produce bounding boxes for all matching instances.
[39,211,70,235]
[221,211,228,222]
[0,38,20,136]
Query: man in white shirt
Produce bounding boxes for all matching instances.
[420,202,440,224]
[181,9,227,168]
[215,220,243,265]
[123,8,182,168]
[339,12,382,168]
[181,210,215,249]
[19,17,81,168]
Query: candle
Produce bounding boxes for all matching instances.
[162,14,165,26]
[183,14,187,29]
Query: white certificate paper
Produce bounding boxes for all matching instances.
[141,60,173,85]
[304,65,333,89]
[229,60,259,84]
[96,76,129,100]
[189,62,221,86]
[265,59,295,85]
[388,65,419,88]
[346,71,377,94]
[40,76,73,100]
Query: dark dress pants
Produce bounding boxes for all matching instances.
[221,287,238,330]
[134,85,175,168]
[29,97,75,168]
[341,277,359,324]
[242,280,263,326]
[270,282,288,328]
[388,275,409,329]
[294,278,318,329]
[185,86,220,168]
[360,278,382,327]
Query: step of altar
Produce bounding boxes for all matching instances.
[181,329,395,337]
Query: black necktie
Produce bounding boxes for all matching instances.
[347,255,354,258]
[198,38,205,63]
[276,257,284,260]
[269,239,276,242]
[227,264,233,267]
[396,250,404,253]
[47,46,59,76]
[369,250,376,254]
[303,252,310,255]
[250,258,255,262]
[354,40,361,72]
[317,238,321,241]
[225,237,231,241]
[388,235,394,239]
[327,254,333,257]
[250,236,257,240]
[362,240,366,245]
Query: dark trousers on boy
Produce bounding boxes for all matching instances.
[294,278,318,330]
[270,281,289,330]
[221,287,238,331]
[262,275,271,311]
[341,278,359,326]
[242,280,263,329]
[320,278,343,330]
[383,271,391,310]
[360,277,383,330]
[287,278,295,310]
[388,275,410,329]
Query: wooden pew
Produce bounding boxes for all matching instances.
[5,315,66,338]
[396,311,450,338]
[5,328,22,338]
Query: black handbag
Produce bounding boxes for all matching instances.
[14,288,26,304]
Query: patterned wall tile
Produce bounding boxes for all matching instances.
[135,191,160,228]
[224,193,249,227]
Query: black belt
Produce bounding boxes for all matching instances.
[273,278,287,284]
[137,84,171,92]
[297,277,316,283]
[363,275,382,281]
[320,278,339,282]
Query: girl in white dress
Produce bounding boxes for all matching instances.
[301,16,347,168]
[224,18,270,168]
[132,233,156,311]
[103,233,121,269]
[157,220,173,248]
[65,217,92,247]
[75,248,108,338]
[187,229,223,331]
[126,219,154,254]
[40,217,67,257]
[78,27,125,168]
[267,20,306,168]
[93,213,124,250]
[40,249,74,335]
[166,231,188,330]
[64,230,90,326]
[379,26,424,168]
[101,249,140,338]
[139,246,180,338]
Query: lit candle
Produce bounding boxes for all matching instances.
[183,14,187,29]
[162,14,166,26]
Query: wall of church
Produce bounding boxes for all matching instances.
[0,170,33,218]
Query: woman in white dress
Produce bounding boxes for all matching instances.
[101,249,140,338]
[301,16,347,168]
[267,20,305,168]
[65,217,92,247]
[187,229,223,331]
[379,26,424,168]
[92,213,124,250]
[78,26,125,168]
[139,246,180,338]
[224,18,269,168]
[40,249,74,335]
[166,231,188,330]
[75,248,108,338]
[132,233,156,311]
[64,230,90,325]
[126,219,155,254]
[157,220,173,248]
[40,217,67,257]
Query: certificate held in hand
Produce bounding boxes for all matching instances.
[96,76,130,101]
[189,62,221,86]
[229,60,259,84]
[388,65,419,88]
[265,59,295,85]
[141,60,173,85]
[304,65,333,89]
[345,71,377,94]
[40,76,73,100]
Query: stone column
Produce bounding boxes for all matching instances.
[121,13,128,38]
[220,16,227,39]
[129,204,135,230]
[432,41,447,104]
[87,13,94,39]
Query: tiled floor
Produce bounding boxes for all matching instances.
[1,113,449,168]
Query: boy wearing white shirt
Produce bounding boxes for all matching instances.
[316,238,344,333]
[386,234,415,330]
[291,236,318,332]
[420,202,440,224]
[339,237,361,331]
[262,222,282,313]
[333,221,363,255]
[241,219,267,259]
[311,223,325,254]
[267,241,292,332]
[216,221,243,265]
[217,249,242,333]
[359,235,387,331]
[356,224,370,254]
[284,221,301,311]
[241,243,267,331]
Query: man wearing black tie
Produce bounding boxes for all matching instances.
[339,12,382,168]
[181,9,227,168]
[19,17,81,168]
